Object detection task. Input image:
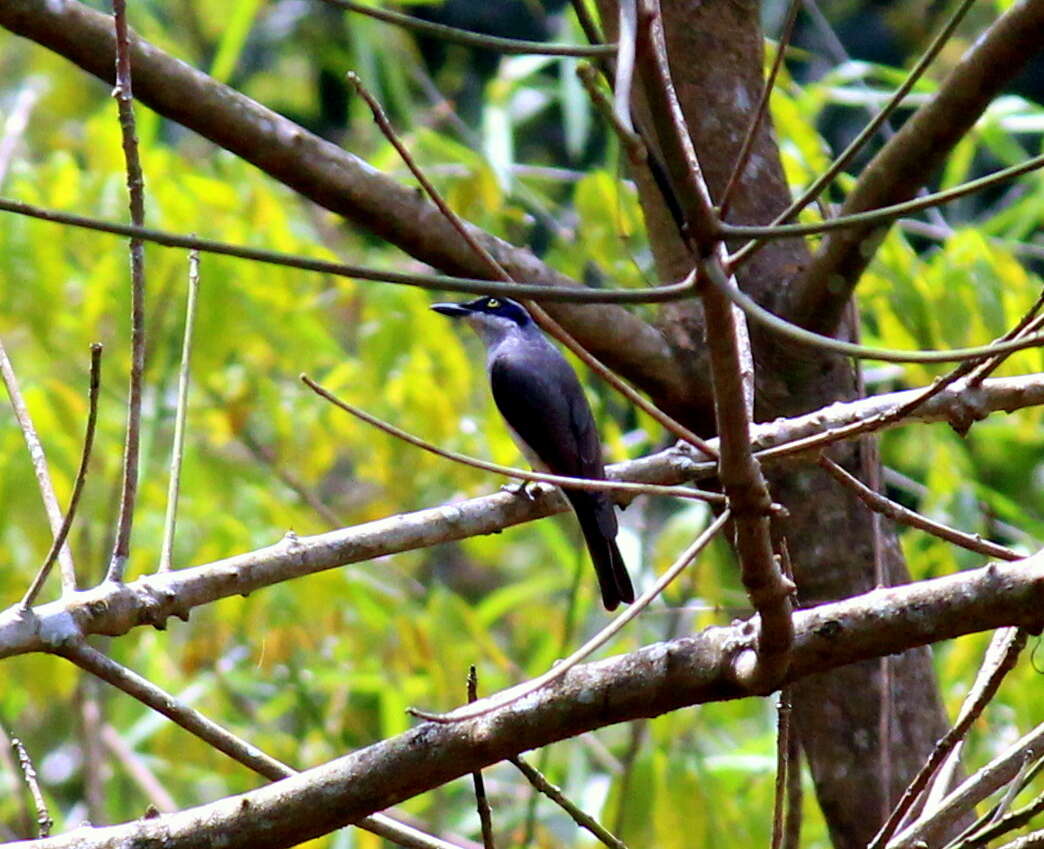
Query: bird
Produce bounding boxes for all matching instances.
[431,295,634,610]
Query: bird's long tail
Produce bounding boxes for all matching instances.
[567,491,634,611]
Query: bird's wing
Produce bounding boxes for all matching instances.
[489,345,603,480]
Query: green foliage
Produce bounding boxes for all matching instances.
[0,1,1041,846]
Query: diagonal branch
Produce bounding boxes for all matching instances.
[0,0,687,410]
[21,344,103,607]
[58,641,469,849]
[790,0,1044,337]
[106,0,148,583]
[4,372,1037,662]
[0,339,79,593]
[320,0,617,57]
[634,0,792,689]
[9,550,1044,849]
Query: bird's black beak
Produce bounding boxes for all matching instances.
[431,302,473,318]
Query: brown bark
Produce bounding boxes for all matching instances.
[0,0,689,411]
[2,1,1036,846]
[792,0,1044,336]
[599,1,958,846]
[20,554,1044,849]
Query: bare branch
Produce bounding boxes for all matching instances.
[158,251,200,572]
[577,62,646,164]
[718,0,800,220]
[633,0,793,688]
[0,194,693,304]
[728,0,976,268]
[106,0,148,583]
[870,628,1027,849]
[320,0,617,57]
[0,339,78,593]
[466,668,495,849]
[791,0,1044,336]
[410,511,730,723]
[345,71,715,458]
[0,0,686,407]
[818,457,1022,563]
[771,689,793,849]
[21,344,103,608]
[8,550,1044,849]
[721,153,1044,242]
[889,715,1044,849]
[1,374,1040,661]
[510,755,628,849]
[58,641,472,849]
[302,373,724,503]
[10,737,50,838]
[707,253,1044,364]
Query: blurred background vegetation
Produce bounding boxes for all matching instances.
[0,0,1041,846]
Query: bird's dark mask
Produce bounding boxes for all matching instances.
[431,296,531,328]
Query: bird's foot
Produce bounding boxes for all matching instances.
[502,479,539,500]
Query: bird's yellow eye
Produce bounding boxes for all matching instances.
[486,298,501,309]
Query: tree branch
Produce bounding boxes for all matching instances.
[790,0,1044,336]
[0,0,687,409]
[0,374,1038,661]
[10,550,1044,849]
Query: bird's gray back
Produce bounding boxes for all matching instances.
[488,328,604,480]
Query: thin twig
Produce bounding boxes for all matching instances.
[800,0,949,231]
[952,786,1044,849]
[100,723,177,812]
[722,150,1044,242]
[967,305,1044,388]
[818,457,1022,563]
[510,755,628,849]
[570,0,605,48]
[962,757,1044,842]
[869,628,1028,849]
[344,71,717,459]
[728,0,977,269]
[107,0,148,583]
[0,723,34,837]
[301,374,723,504]
[409,510,729,724]
[633,0,793,690]
[577,63,645,163]
[771,689,793,849]
[320,0,617,57]
[0,339,78,592]
[718,0,801,220]
[782,724,802,849]
[158,251,200,572]
[989,829,1044,849]
[10,737,50,838]
[0,195,691,304]
[889,721,1044,849]
[707,250,1044,364]
[467,668,496,849]
[21,344,103,608]
[57,640,471,849]
[756,289,1044,464]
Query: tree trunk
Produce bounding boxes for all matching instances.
[599,1,955,846]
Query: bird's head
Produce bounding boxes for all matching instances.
[431,296,532,346]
